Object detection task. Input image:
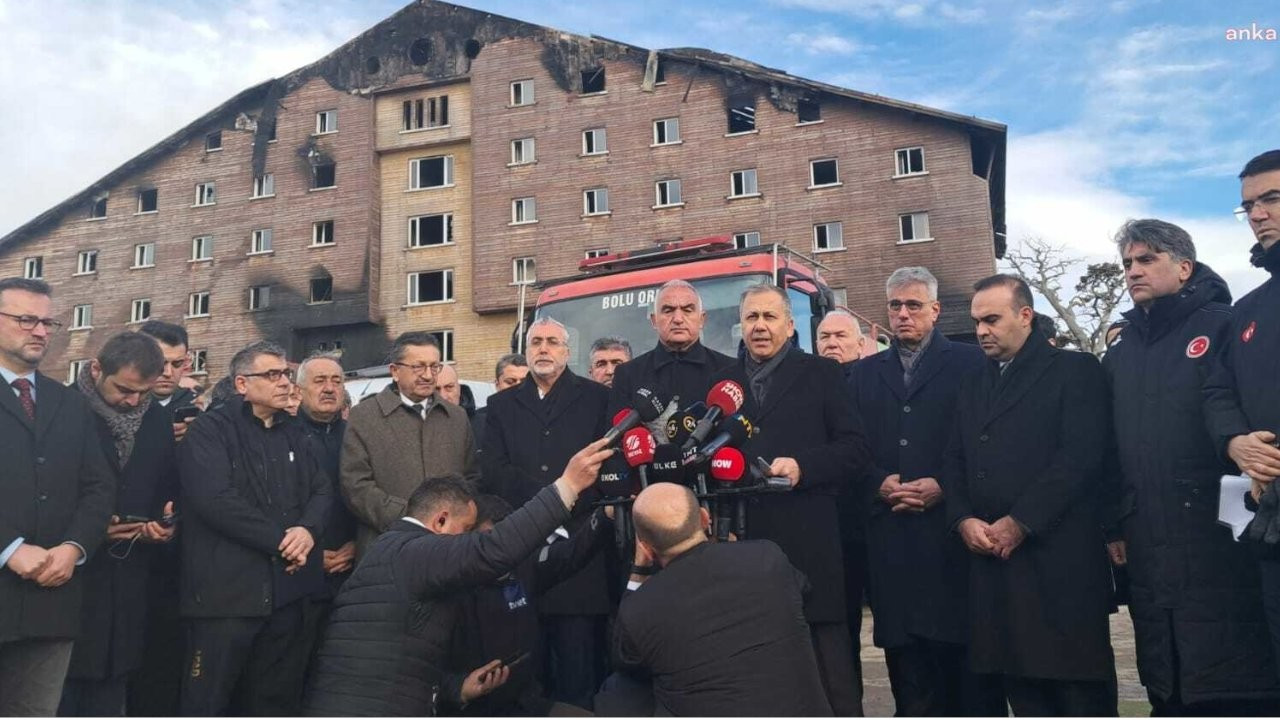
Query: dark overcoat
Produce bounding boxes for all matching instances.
[717,349,870,624]
[482,369,612,615]
[848,330,985,649]
[67,400,177,680]
[942,335,1116,680]
[0,373,115,642]
[608,340,738,419]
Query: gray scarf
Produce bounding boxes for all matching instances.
[78,365,151,465]
[744,343,791,406]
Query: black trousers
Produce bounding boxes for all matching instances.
[884,637,1006,716]
[179,600,320,717]
[60,676,128,717]
[127,567,183,717]
[1002,675,1115,717]
[810,621,863,716]
[541,614,606,711]
[1262,559,1280,683]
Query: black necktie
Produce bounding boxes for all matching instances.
[406,403,424,420]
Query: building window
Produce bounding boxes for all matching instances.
[309,277,333,304]
[813,222,845,252]
[510,137,536,165]
[133,243,155,268]
[248,286,271,311]
[832,288,849,308]
[192,235,213,261]
[512,257,537,285]
[191,350,208,374]
[76,250,98,275]
[733,231,761,249]
[315,109,338,134]
[583,188,610,215]
[409,155,454,189]
[728,102,756,134]
[130,299,152,324]
[23,257,42,280]
[511,197,537,224]
[810,158,840,187]
[252,173,275,198]
[313,163,336,189]
[510,79,535,106]
[654,179,683,207]
[798,97,821,124]
[187,291,210,318]
[730,169,759,197]
[205,131,222,152]
[312,220,335,246]
[67,359,90,385]
[582,128,607,155]
[899,212,933,243]
[408,269,454,305]
[653,118,680,145]
[71,304,93,330]
[194,182,216,206]
[581,66,606,93]
[585,248,609,259]
[250,229,273,254]
[265,120,277,142]
[409,213,453,247]
[137,188,158,213]
[427,330,455,363]
[655,59,667,84]
[89,195,107,219]
[895,147,926,176]
[402,95,449,130]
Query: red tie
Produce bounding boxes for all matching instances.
[11,378,35,421]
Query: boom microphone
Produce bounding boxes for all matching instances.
[621,427,657,490]
[649,443,686,486]
[709,447,747,541]
[682,381,746,451]
[687,413,753,466]
[665,401,706,446]
[602,387,666,446]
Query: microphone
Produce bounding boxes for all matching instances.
[621,427,657,490]
[682,381,745,451]
[687,413,753,466]
[665,401,706,446]
[709,447,747,541]
[597,455,633,497]
[602,387,666,446]
[649,443,686,486]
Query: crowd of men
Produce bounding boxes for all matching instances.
[3,149,1280,717]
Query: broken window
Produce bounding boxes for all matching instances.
[130,298,152,324]
[205,131,222,152]
[511,197,537,224]
[309,277,333,304]
[313,162,336,189]
[137,188,158,213]
[510,138,536,165]
[798,98,821,124]
[583,188,610,215]
[512,257,536,285]
[187,291,210,317]
[252,173,275,198]
[71,304,92,329]
[248,286,271,311]
[653,118,680,145]
[250,229,273,254]
[191,350,208,374]
[409,38,432,66]
[76,250,98,275]
[408,269,453,304]
[410,155,453,189]
[899,212,932,243]
[403,96,449,131]
[23,257,42,280]
[510,79,534,106]
[728,102,756,134]
[654,179,683,207]
[428,330,455,362]
[88,194,108,219]
[266,120,277,142]
[133,243,155,268]
[581,66,606,94]
[733,231,761,249]
[655,59,667,84]
[895,147,926,176]
[191,235,213,261]
[315,110,338,134]
[730,169,759,197]
[813,222,844,252]
[409,213,453,247]
[810,158,840,187]
[194,182,216,206]
[582,128,607,155]
[313,220,335,246]
[67,359,90,383]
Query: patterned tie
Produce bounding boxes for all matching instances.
[11,378,35,421]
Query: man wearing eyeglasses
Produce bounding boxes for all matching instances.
[1205,149,1280,679]
[0,277,114,716]
[846,267,1002,715]
[342,331,477,558]
[176,340,332,715]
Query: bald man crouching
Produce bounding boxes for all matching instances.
[597,483,832,717]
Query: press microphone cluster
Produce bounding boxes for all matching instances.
[602,387,666,447]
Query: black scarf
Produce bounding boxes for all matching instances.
[1249,241,1280,275]
[744,343,791,406]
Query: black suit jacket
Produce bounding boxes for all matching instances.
[848,331,985,649]
[941,335,1115,680]
[0,373,115,642]
[716,349,870,623]
[482,369,611,615]
[615,540,832,717]
[608,340,738,419]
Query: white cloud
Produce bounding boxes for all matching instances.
[767,0,986,24]
[785,31,862,55]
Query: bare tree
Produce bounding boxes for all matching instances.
[1004,236,1126,356]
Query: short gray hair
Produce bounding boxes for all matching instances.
[296,351,343,385]
[590,336,632,358]
[652,279,703,315]
[229,340,288,378]
[1114,218,1196,264]
[819,308,865,335]
[526,316,568,345]
[886,267,938,300]
[494,353,527,381]
[739,284,791,319]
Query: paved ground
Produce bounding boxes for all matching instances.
[858,606,1150,717]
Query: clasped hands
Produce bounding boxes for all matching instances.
[959,516,1026,560]
[879,474,943,513]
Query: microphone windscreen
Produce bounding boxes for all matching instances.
[622,427,657,466]
[650,443,686,484]
[665,401,705,445]
[718,413,754,447]
[705,380,745,416]
[709,447,747,483]
[634,387,666,422]
[611,408,632,427]
[597,455,632,495]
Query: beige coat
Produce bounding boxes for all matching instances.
[341,384,476,556]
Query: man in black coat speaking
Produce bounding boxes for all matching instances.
[602,482,832,717]
[305,438,614,717]
[943,274,1116,716]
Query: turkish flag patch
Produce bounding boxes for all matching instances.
[1185,335,1210,358]
[1243,321,1257,343]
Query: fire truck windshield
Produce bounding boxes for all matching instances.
[535,273,771,373]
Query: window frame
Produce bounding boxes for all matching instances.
[809,158,841,188]
[898,212,933,244]
[407,269,455,306]
[205,131,222,152]
[729,169,759,198]
[76,250,98,275]
[23,257,42,280]
[194,182,216,206]
[427,330,455,363]
[136,188,158,214]
[654,178,683,208]
[511,197,538,225]
[187,291,211,318]
[67,359,90,385]
[130,298,152,324]
[248,285,271,311]
[309,277,334,305]
[249,229,273,255]
[509,137,536,166]
[583,188,610,216]
[408,213,454,248]
[312,220,335,247]
[89,195,108,219]
[813,221,845,253]
[132,243,156,269]
[509,79,535,107]
[191,235,213,262]
[408,155,455,190]
[315,109,338,135]
[190,350,208,375]
[512,256,537,285]
[732,231,761,249]
[894,147,927,177]
[252,173,275,198]
[582,128,608,155]
[71,304,93,330]
[652,117,681,146]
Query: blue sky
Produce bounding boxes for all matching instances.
[2,0,1276,294]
